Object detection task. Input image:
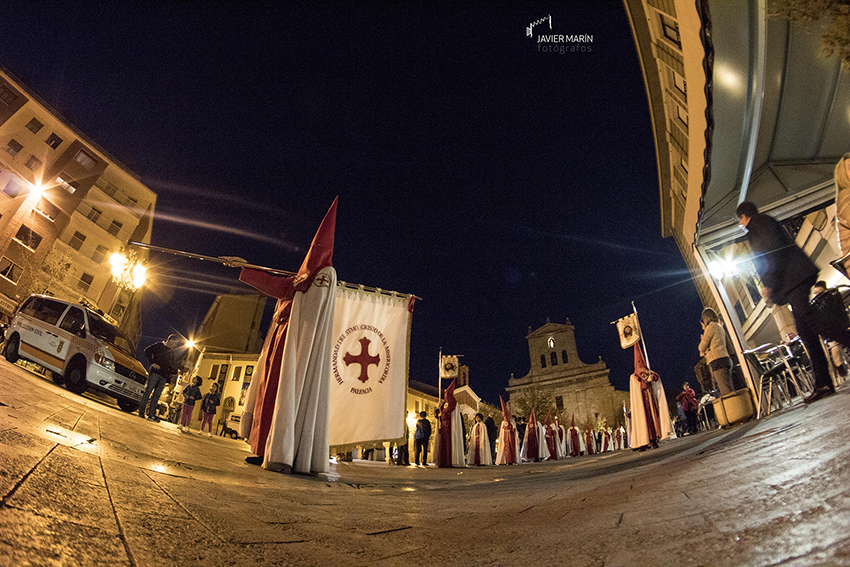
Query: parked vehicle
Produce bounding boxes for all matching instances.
[3,294,148,412]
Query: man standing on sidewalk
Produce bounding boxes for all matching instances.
[139,334,183,421]
[737,201,850,403]
[414,410,432,466]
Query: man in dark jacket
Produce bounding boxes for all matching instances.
[484,412,498,462]
[413,411,432,466]
[139,334,183,421]
[737,201,850,403]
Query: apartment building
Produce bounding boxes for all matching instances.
[0,67,155,345]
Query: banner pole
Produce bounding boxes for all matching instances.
[633,301,652,370]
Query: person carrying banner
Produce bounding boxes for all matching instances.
[629,344,672,450]
[239,198,338,474]
[435,380,465,467]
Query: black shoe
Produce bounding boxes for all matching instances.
[804,385,836,404]
[245,456,264,466]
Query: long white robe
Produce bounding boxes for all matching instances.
[556,424,567,458]
[629,372,672,449]
[520,421,550,462]
[466,422,492,466]
[495,419,520,465]
[265,266,336,474]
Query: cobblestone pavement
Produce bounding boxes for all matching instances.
[1,358,849,566]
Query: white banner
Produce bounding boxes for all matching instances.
[328,287,411,446]
[616,312,641,349]
[440,355,459,379]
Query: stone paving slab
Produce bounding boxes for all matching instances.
[2,360,850,566]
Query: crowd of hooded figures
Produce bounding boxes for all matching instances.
[434,344,671,468]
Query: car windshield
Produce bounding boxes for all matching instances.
[86,311,134,355]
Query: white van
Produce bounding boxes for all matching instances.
[3,294,148,412]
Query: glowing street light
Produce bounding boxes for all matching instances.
[110,250,146,290]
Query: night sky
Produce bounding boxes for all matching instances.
[0,2,704,404]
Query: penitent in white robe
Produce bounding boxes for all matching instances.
[629,372,672,449]
[495,419,521,465]
[466,422,492,466]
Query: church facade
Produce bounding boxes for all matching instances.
[506,319,630,426]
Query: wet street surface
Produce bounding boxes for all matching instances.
[1,359,849,566]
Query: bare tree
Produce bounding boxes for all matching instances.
[771,0,850,69]
[511,383,556,419]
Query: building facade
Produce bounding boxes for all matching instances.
[623,1,850,402]
[0,68,156,344]
[507,319,630,425]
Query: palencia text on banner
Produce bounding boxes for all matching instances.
[616,312,641,349]
[327,286,411,446]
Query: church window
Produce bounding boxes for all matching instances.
[547,337,555,348]
[540,354,546,369]
[555,396,563,410]
[550,352,558,366]
[562,350,568,364]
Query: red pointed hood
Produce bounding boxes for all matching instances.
[544,410,552,427]
[634,343,659,379]
[294,197,337,290]
[444,379,457,404]
[528,408,537,426]
[500,395,512,423]
[571,414,576,429]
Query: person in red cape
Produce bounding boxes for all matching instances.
[520,408,541,462]
[435,380,464,467]
[543,411,558,460]
[568,415,583,457]
[238,198,337,474]
[600,420,612,452]
[496,396,519,465]
[628,343,672,450]
[584,425,595,455]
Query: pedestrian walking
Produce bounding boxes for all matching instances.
[179,376,203,432]
[414,410,432,466]
[139,334,183,422]
[199,382,221,437]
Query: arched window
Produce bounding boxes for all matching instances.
[547,337,555,349]
[562,350,568,364]
[540,354,547,369]
[550,352,558,366]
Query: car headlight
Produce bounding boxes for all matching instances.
[94,352,115,371]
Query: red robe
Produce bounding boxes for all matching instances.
[544,425,558,460]
[436,393,457,468]
[569,427,581,457]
